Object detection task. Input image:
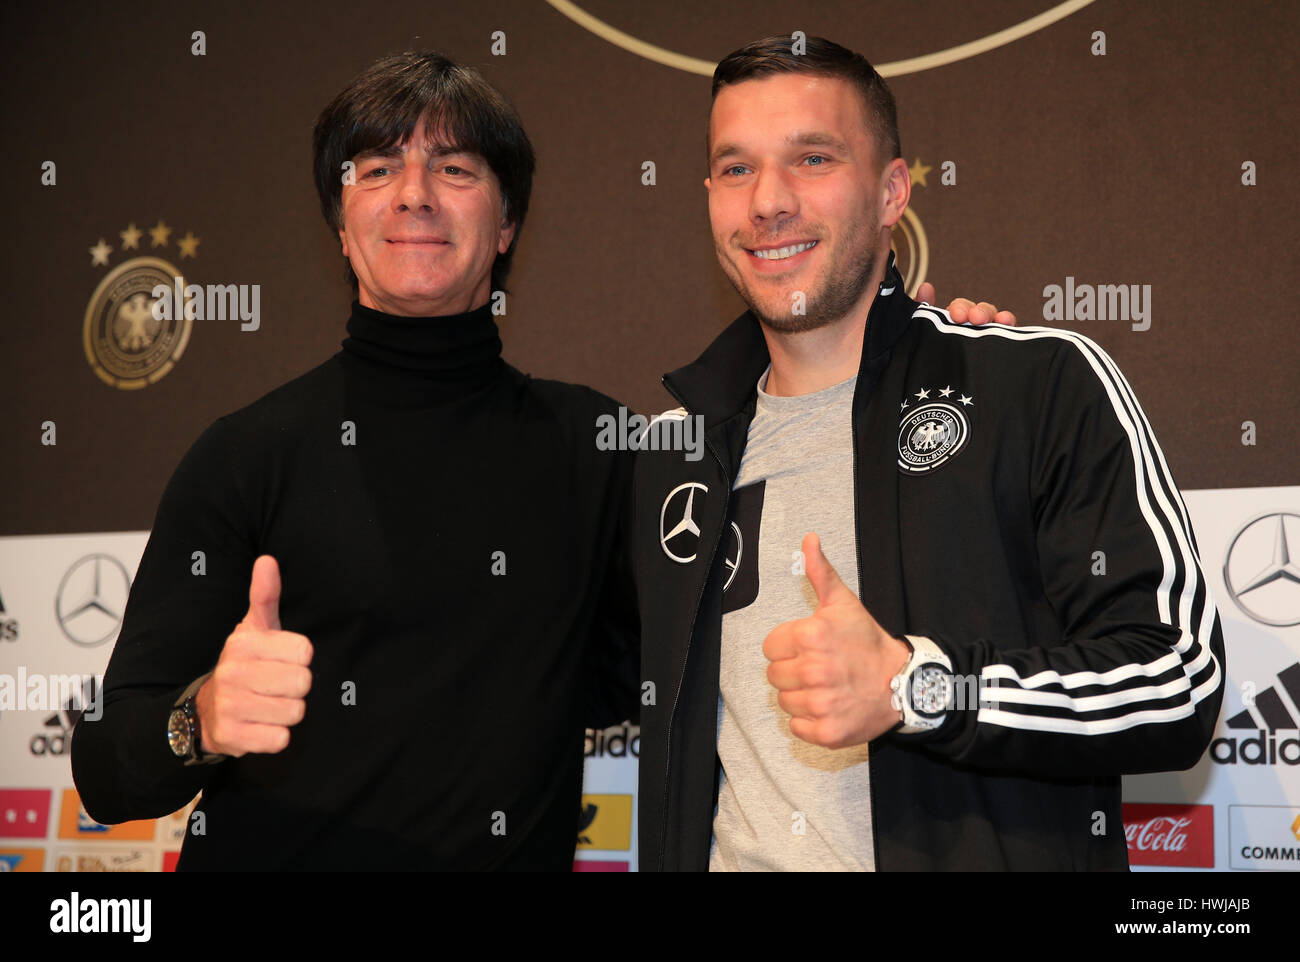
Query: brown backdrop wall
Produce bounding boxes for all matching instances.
[2,0,1295,535]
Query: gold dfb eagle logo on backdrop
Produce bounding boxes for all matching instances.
[83,220,199,390]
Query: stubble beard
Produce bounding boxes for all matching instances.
[716,215,884,335]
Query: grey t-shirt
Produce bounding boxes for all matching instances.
[709,367,876,871]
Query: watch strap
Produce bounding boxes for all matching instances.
[890,635,954,735]
[173,672,226,765]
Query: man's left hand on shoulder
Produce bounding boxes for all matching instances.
[763,533,912,749]
[917,281,1016,327]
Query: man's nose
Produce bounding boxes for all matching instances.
[394,164,440,214]
[748,165,797,224]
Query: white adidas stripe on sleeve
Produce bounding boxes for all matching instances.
[912,307,1222,735]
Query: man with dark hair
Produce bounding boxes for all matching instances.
[634,36,1224,871]
[71,50,639,870]
[312,51,535,297]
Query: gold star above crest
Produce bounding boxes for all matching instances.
[120,223,143,250]
[89,238,112,267]
[149,220,172,248]
[177,231,201,258]
[908,158,932,188]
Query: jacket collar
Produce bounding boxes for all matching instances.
[662,253,915,426]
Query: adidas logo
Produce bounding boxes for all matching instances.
[29,682,99,756]
[1210,662,1300,765]
[0,590,17,642]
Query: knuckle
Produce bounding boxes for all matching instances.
[220,632,244,658]
[212,690,232,720]
[224,660,248,688]
[208,719,229,749]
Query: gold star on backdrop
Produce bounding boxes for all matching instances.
[89,238,112,266]
[177,232,200,258]
[909,158,932,188]
[120,223,142,250]
[149,220,172,248]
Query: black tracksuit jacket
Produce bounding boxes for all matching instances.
[633,259,1225,871]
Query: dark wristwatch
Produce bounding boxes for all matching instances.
[167,674,226,766]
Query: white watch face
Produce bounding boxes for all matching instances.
[911,665,953,717]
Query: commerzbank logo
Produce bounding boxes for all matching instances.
[576,794,632,851]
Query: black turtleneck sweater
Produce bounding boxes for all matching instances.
[71,301,639,870]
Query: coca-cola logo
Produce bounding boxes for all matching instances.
[1125,816,1191,852]
[1121,804,1214,867]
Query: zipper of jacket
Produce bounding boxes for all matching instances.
[851,368,884,872]
[657,378,731,870]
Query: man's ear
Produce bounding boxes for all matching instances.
[879,157,911,230]
[498,218,518,255]
[338,225,349,259]
[704,176,712,193]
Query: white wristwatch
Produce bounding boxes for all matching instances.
[889,635,954,734]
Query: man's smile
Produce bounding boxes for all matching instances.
[742,239,819,273]
[747,239,818,261]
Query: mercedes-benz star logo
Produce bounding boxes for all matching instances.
[1223,512,1300,627]
[723,522,743,591]
[660,482,708,564]
[55,554,132,646]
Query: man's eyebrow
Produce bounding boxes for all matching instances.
[709,131,850,167]
[424,143,475,159]
[709,142,745,167]
[788,132,849,153]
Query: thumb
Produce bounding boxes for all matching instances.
[915,281,935,305]
[802,533,853,609]
[245,555,281,631]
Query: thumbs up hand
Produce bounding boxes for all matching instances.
[194,556,314,757]
[762,534,911,749]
